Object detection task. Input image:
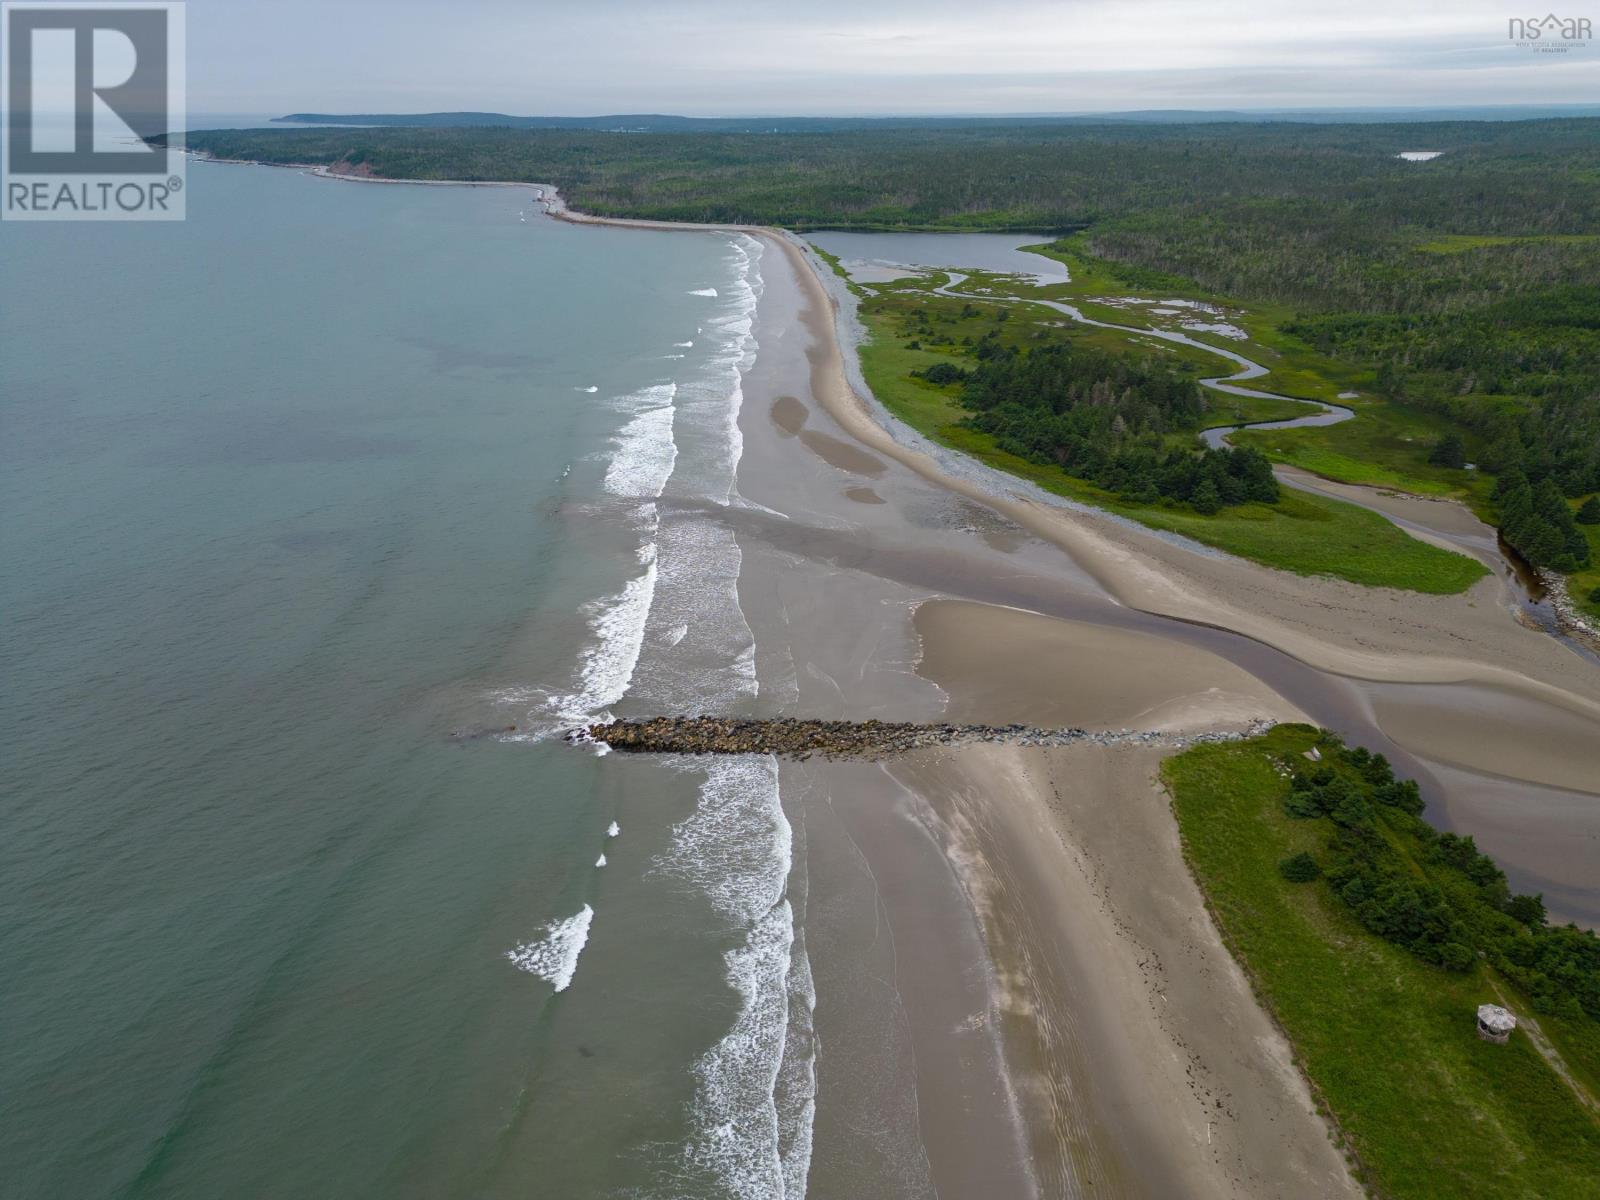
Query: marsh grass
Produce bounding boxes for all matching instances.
[856,293,1487,594]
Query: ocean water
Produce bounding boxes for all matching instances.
[1,164,810,1197]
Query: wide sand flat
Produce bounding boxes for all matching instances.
[536,193,1591,1194]
[897,597,1357,1197]
[914,598,1306,732]
[771,232,1600,716]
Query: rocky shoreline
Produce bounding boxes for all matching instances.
[1538,567,1600,653]
[570,715,1278,759]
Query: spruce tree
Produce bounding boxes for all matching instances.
[1428,433,1466,469]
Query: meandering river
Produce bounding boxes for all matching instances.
[805,230,1600,929]
[917,269,1584,649]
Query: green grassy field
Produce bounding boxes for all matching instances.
[808,243,855,285]
[1020,238,1372,405]
[1008,244,1597,598]
[1198,391,1313,433]
[854,291,1488,594]
[1232,401,1490,501]
[1163,727,1600,1200]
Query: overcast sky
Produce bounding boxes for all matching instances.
[188,0,1599,115]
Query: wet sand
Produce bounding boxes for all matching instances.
[898,600,1360,1197]
[914,599,1305,731]
[736,230,1600,1191]
[478,186,1600,1188]
[303,169,1599,1191]
[531,191,1600,1190]
[797,429,888,477]
[890,741,1361,1199]
[769,395,808,436]
[778,230,1600,710]
[778,228,1600,917]
[727,238,1370,1196]
[1364,680,1600,797]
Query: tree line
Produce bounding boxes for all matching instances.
[174,119,1600,564]
[942,343,1280,512]
[1282,738,1599,1024]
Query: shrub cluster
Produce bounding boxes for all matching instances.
[1283,740,1600,1021]
[950,343,1279,512]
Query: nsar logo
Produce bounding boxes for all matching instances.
[1507,12,1593,52]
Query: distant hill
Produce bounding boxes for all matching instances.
[274,105,1600,132]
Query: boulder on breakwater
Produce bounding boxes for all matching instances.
[569,716,1276,760]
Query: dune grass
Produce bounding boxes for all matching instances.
[1163,726,1600,1200]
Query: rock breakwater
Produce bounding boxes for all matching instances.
[570,716,1277,760]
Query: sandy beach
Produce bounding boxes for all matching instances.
[535,189,1595,1189]
[743,222,1599,1191]
[252,163,1597,1192]
[720,235,1373,1196]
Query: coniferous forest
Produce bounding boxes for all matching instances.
[946,344,1279,512]
[176,119,1600,574]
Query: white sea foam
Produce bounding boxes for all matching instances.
[634,517,757,712]
[626,239,764,715]
[548,234,813,1195]
[685,898,798,1195]
[664,755,813,1198]
[776,927,817,1198]
[529,383,683,728]
[505,904,593,993]
[661,756,787,922]
[577,385,598,393]
[675,341,695,348]
[603,383,678,501]
[617,236,813,1195]
[546,552,658,722]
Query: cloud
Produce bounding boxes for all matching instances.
[185,0,1599,114]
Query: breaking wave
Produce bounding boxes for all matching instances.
[505,904,594,993]
[602,383,677,502]
[641,236,817,1198]
[546,549,657,722]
